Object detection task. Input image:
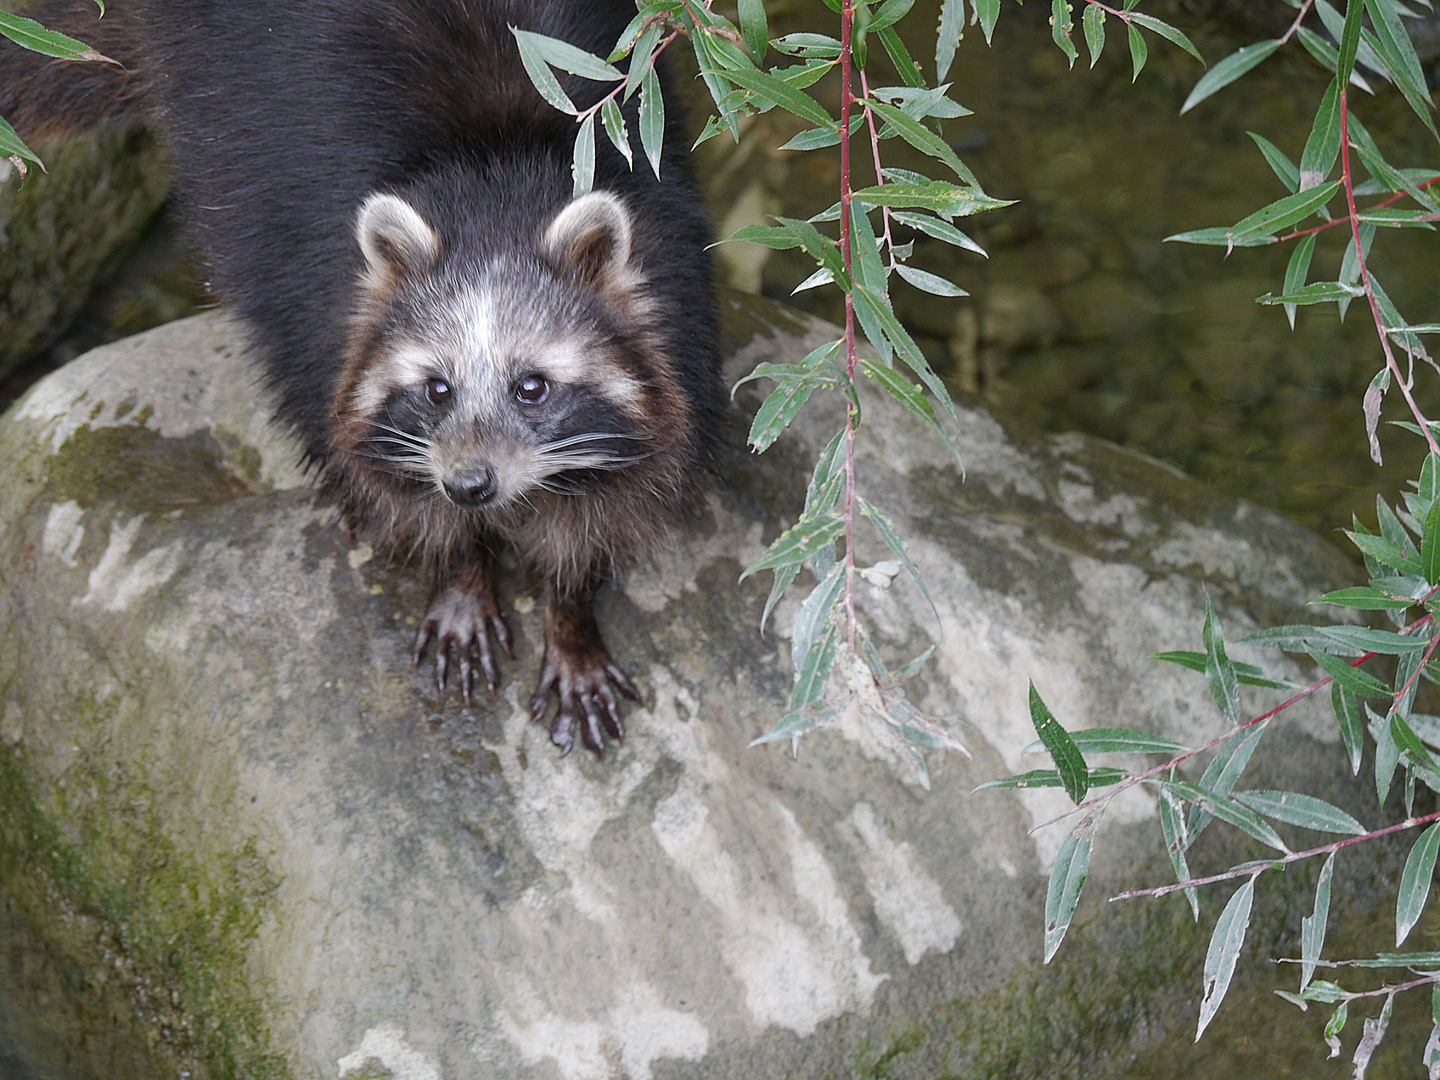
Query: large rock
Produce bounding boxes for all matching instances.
[0,295,1374,1079]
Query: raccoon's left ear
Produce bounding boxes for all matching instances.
[356,193,441,289]
[542,191,635,287]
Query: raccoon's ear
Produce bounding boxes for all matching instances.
[356,193,440,287]
[542,191,634,286]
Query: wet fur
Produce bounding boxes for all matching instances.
[5,0,721,754]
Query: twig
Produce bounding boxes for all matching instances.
[1279,176,1440,243]
[1111,808,1440,901]
[840,0,858,650]
[1029,609,1439,835]
[1340,89,1440,459]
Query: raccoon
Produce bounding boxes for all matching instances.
[2,0,721,757]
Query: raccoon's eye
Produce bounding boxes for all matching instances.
[515,375,550,405]
[424,377,453,406]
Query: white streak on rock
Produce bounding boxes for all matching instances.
[42,501,86,567]
[337,1023,441,1080]
[74,515,182,612]
[651,783,884,1036]
[847,802,962,965]
[498,981,709,1080]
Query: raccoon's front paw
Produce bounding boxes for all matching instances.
[529,644,641,758]
[412,580,513,705]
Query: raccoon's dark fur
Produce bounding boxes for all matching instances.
[2,0,721,757]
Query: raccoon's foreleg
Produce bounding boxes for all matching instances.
[412,551,513,704]
[529,580,641,758]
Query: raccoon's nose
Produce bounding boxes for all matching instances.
[444,466,497,507]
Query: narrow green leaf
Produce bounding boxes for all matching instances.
[790,623,839,710]
[791,561,846,674]
[1150,649,1292,688]
[1197,876,1259,1039]
[1182,39,1281,113]
[748,379,818,453]
[891,210,989,256]
[1053,0,1079,68]
[1044,820,1096,962]
[1165,227,1276,247]
[894,263,968,296]
[1397,822,1440,946]
[513,28,623,82]
[1160,784,1200,919]
[1029,683,1089,804]
[976,0,1001,44]
[1301,851,1337,989]
[1232,180,1342,242]
[1188,723,1271,845]
[858,497,941,628]
[1336,0,1366,87]
[1234,790,1366,834]
[1250,131,1300,193]
[512,28,580,114]
[1422,494,1440,585]
[853,180,1013,217]
[1257,280,1363,306]
[639,67,664,179]
[1203,594,1241,726]
[572,113,596,195]
[779,127,842,151]
[867,101,976,185]
[622,21,662,95]
[1371,701,1403,804]
[1298,78,1342,189]
[1126,22,1147,81]
[1352,992,1394,1076]
[1348,530,1424,575]
[749,707,822,746]
[877,27,927,89]
[1281,233,1316,328]
[738,0,768,60]
[600,97,632,167]
[805,426,847,515]
[0,11,103,60]
[1312,586,1415,610]
[977,767,1127,791]
[1317,626,1428,654]
[1333,685,1365,775]
[741,514,846,580]
[705,62,838,130]
[1126,13,1204,62]
[937,0,965,80]
[1308,648,1393,697]
[1364,0,1436,138]
[1024,727,1187,755]
[0,115,41,170]
[760,563,799,635]
[1083,5,1106,68]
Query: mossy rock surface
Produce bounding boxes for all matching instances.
[0,118,171,380]
[0,296,1393,1078]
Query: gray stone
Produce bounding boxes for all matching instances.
[0,119,171,379]
[0,294,1367,1079]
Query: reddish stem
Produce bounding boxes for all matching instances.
[858,71,897,268]
[1278,176,1440,243]
[1340,89,1440,459]
[840,0,858,648]
[1029,610,1439,835]
[1112,808,1440,901]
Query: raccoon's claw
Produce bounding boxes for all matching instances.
[529,652,639,758]
[412,580,511,705]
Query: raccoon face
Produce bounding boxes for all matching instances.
[345,190,655,511]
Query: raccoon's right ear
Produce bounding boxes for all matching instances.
[356,193,440,288]
[542,191,635,288]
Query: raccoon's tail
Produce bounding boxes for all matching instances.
[0,2,149,146]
